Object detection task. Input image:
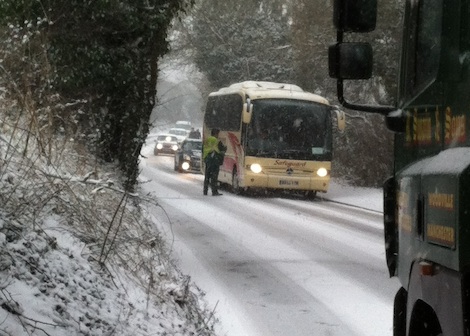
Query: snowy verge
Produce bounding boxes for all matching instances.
[0,113,217,335]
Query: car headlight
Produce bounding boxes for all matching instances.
[250,163,262,174]
[172,145,179,151]
[182,162,190,170]
[156,143,163,150]
[317,167,328,177]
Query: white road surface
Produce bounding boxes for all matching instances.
[139,151,401,336]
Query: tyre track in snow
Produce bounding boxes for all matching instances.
[140,155,399,336]
[142,164,351,336]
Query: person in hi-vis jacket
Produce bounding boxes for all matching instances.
[203,128,226,196]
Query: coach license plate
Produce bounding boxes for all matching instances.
[279,180,299,186]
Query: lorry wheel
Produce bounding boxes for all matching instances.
[394,287,407,336]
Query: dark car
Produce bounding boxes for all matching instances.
[154,134,179,155]
[174,138,202,173]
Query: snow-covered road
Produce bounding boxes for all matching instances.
[140,153,400,336]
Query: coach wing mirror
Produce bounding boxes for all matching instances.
[332,106,346,131]
[242,99,253,124]
[333,0,377,33]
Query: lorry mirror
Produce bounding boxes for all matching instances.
[329,42,373,80]
[333,0,377,32]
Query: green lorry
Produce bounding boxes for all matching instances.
[329,1,470,335]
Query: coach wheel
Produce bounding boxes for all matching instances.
[305,191,317,199]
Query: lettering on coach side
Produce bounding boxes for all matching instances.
[428,192,454,210]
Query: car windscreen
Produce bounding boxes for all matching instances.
[157,135,177,142]
[183,141,202,151]
[176,123,192,130]
[170,129,187,136]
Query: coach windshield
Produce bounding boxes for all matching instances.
[246,99,332,160]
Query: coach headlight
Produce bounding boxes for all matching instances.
[250,163,262,174]
[317,167,328,177]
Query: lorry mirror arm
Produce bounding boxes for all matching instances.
[336,78,395,114]
[331,23,395,115]
[330,31,395,114]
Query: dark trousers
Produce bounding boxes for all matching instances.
[203,160,219,194]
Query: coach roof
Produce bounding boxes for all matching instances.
[209,81,330,105]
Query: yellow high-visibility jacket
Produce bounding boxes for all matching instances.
[203,136,220,160]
